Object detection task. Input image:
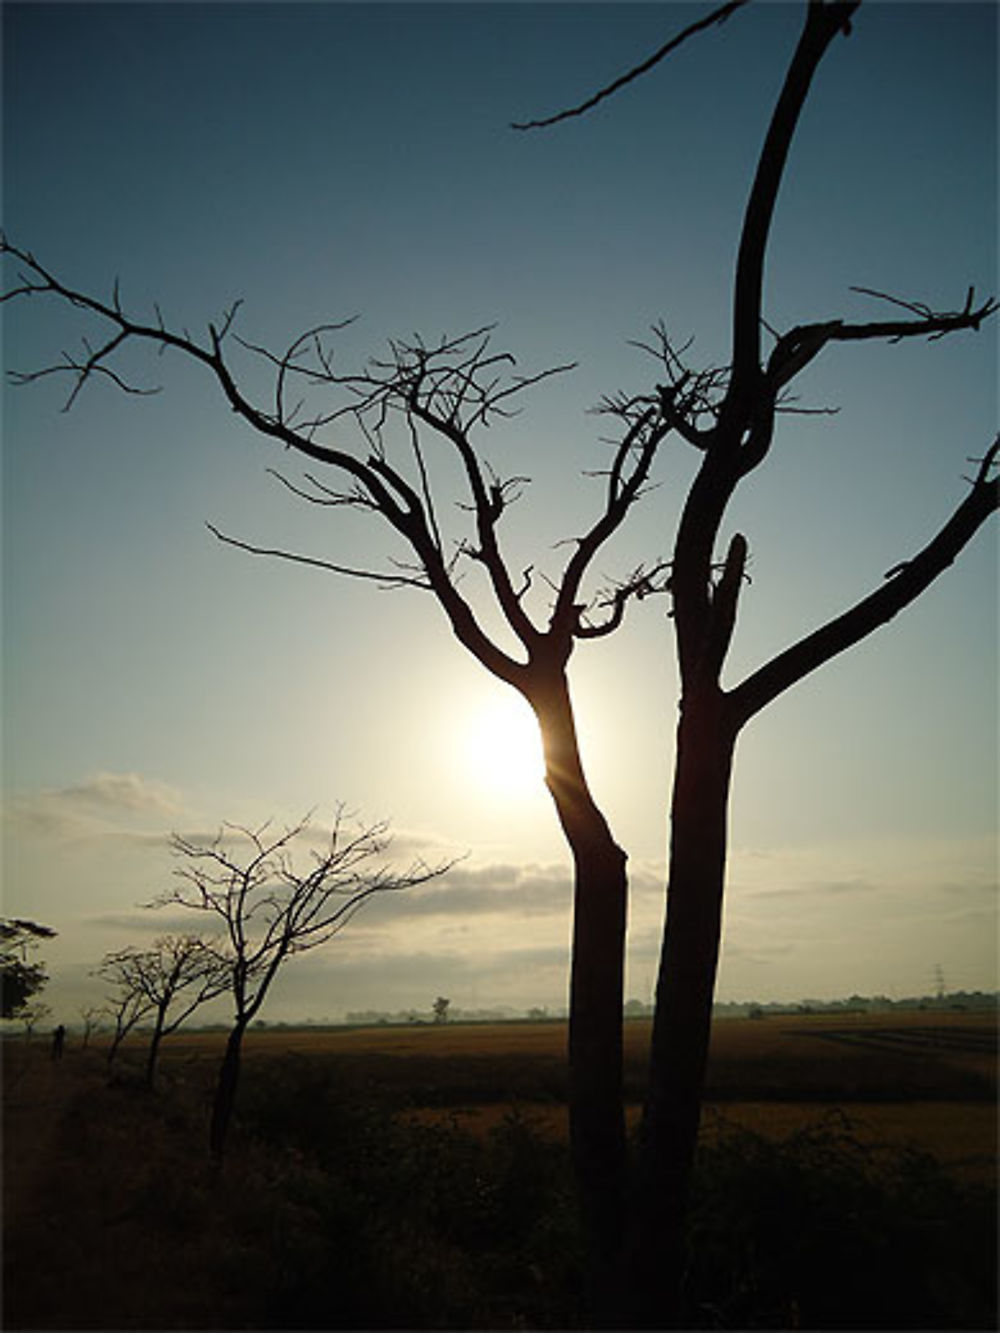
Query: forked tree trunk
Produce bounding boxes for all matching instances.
[528,669,629,1318]
[210,1018,248,1161]
[629,684,737,1327]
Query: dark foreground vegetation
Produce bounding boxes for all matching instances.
[4,1019,996,1330]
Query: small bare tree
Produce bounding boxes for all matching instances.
[96,947,156,1068]
[18,1001,51,1044]
[158,809,448,1159]
[77,1005,102,1049]
[124,935,229,1088]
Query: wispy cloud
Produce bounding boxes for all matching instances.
[747,877,878,901]
[4,771,184,843]
[61,772,183,815]
[363,862,573,921]
[723,941,797,966]
[84,909,227,938]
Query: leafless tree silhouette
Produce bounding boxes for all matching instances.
[119,935,230,1088]
[96,946,157,1068]
[157,809,448,1158]
[77,1005,102,1049]
[516,0,997,1320]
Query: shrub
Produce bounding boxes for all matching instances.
[681,1109,997,1329]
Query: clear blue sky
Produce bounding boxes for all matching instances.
[2,1,996,1023]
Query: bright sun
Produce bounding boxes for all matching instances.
[458,690,545,799]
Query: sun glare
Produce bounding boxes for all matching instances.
[459,691,545,799]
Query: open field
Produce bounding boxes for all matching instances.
[154,1010,997,1177]
[159,1004,997,1070]
[4,1010,996,1329]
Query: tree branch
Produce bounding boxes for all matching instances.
[574,561,673,639]
[727,438,1000,729]
[554,403,671,644]
[204,522,436,590]
[1,238,544,689]
[766,288,999,392]
[728,0,859,406]
[511,0,750,130]
[701,532,749,678]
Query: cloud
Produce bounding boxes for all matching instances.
[744,877,878,902]
[353,856,671,925]
[723,941,796,966]
[268,940,576,1015]
[362,862,574,921]
[4,772,184,842]
[85,910,226,938]
[82,860,578,949]
[60,772,183,815]
[936,879,998,898]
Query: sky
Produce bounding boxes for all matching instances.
[2,1,996,1026]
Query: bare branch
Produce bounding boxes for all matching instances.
[729,1,859,402]
[728,437,1000,729]
[158,810,456,1024]
[553,396,671,636]
[575,561,673,639]
[8,330,164,412]
[702,532,748,679]
[205,522,433,590]
[512,0,750,130]
[766,291,999,392]
[623,322,730,446]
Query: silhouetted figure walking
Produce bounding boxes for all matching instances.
[51,1024,65,1061]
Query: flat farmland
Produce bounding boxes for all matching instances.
[4,1010,995,1329]
[163,1009,997,1178]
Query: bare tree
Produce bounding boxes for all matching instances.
[78,1005,102,1049]
[96,947,156,1069]
[516,0,997,1320]
[157,810,448,1159]
[122,935,229,1088]
[18,1001,51,1044]
[2,0,996,1315]
[0,248,670,1257]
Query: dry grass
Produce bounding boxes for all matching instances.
[161,1007,997,1075]
[157,1009,997,1178]
[404,1099,996,1177]
[3,1010,995,1328]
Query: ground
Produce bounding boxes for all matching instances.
[3,1010,996,1328]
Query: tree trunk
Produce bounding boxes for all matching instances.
[527,669,629,1321]
[209,1019,247,1161]
[107,1028,125,1069]
[630,685,737,1327]
[144,1008,167,1089]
